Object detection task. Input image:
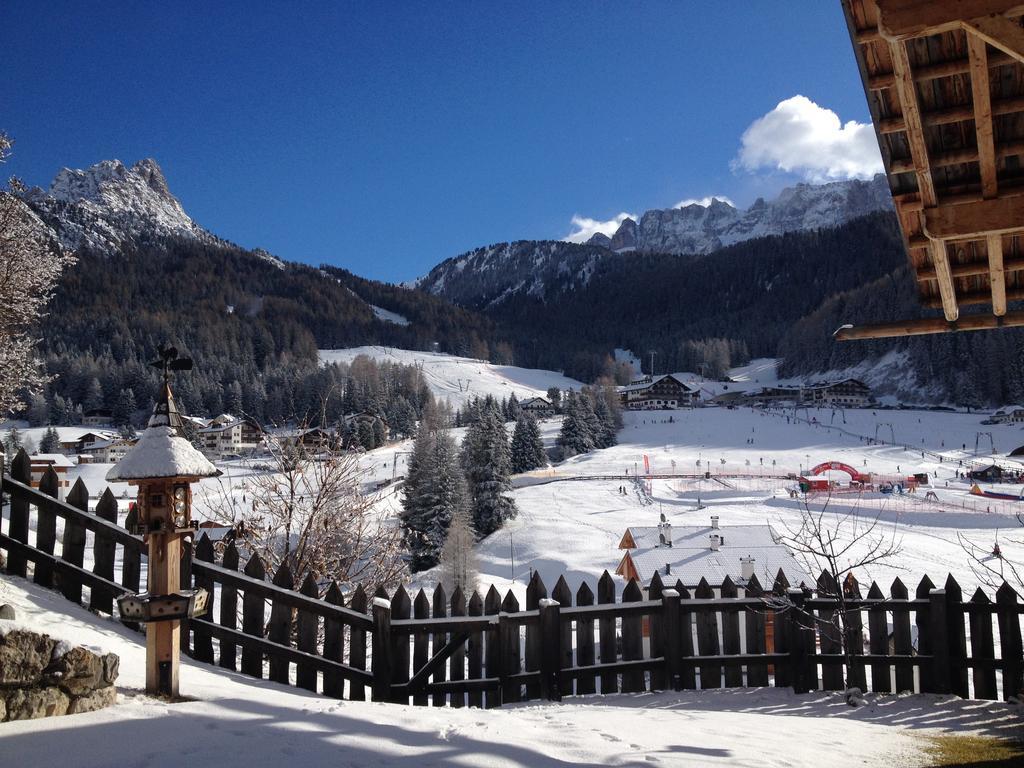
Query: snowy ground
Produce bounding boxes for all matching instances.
[319,346,583,409]
[4,574,1023,767]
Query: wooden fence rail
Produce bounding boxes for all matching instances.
[2,447,1023,708]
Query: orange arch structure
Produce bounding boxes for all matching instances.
[809,461,870,483]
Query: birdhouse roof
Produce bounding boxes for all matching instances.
[106,425,221,482]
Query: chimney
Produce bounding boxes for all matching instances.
[664,563,671,575]
[709,533,721,551]
[659,520,672,547]
[740,556,755,581]
[711,515,719,530]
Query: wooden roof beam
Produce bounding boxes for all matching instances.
[835,310,1024,341]
[877,1,1024,41]
[924,195,1024,238]
[989,235,1008,315]
[962,15,1024,65]
[878,94,1024,135]
[922,280,1023,308]
[918,254,1024,279]
[889,138,1024,174]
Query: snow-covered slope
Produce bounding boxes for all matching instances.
[24,158,213,253]
[319,346,582,408]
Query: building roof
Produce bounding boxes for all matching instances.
[106,425,221,482]
[839,1,1024,339]
[520,397,552,407]
[622,524,811,588]
[29,454,74,468]
[617,374,699,395]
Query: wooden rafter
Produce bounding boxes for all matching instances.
[878,93,1024,134]
[877,0,1024,40]
[968,34,998,198]
[924,195,1024,239]
[962,15,1024,65]
[835,310,1024,340]
[988,234,1008,315]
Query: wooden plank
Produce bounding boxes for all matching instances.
[180,539,193,656]
[817,571,844,691]
[968,587,998,699]
[218,542,240,671]
[967,32,998,199]
[916,575,936,693]
[90,489,118,614]
[191,534,216,664]
[575,581,597,695]
[772,570,791,688]
[996,582,1023,700]
[524,571,546,699]
[743,576,769,687]
[890,578,915,693]
[500,591,522,703]
[880,94,1024,134]
[348,585,368,701]
[323,581,345,698]
[0,533,128,602]
[484,586,502,708]
[412,589,430,706]
[432,584,448,707]
[241,554,266,679]
[964,13,1024,66]
[720,577,743,687]
[389,586,412,704]
[695,578,721,689]
[371,596,393,702]
[925,195,1024,239]
[888,138,1024,174]
[267,563,294,685]
[620,579,645,693]
[867,582,891,693]
[61,479,89,604]
[678,581,697,689]
[844,576,866,692]
[552,576,573,697]
[296,573,320,692]
[989,234,1007,316]
[835,310,1024,340]
[5,450,31,578]
[922,283,1024,308]
[120,505,141,631]
[877,1,1024,40]
[662,587,682,691]
[34,465,59,588]
[930,587,952,694]
[538,598,562,701]
[647,572,666,690]
[597,571,618,694]
[945,575,970,698]
[889,39,937,207]
[787,588,813,694]
[467,590,484,708]
[449,586,466,708]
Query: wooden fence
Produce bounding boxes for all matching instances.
[1,447,1022,707]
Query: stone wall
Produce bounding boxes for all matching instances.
[0,621,119,721]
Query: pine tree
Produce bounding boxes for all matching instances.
[462,409,516,535]
[26,393,49,426]
[401,428,467,571]
[39,426,61,453]
[84,378,105,412]
[439,506,478,594]
[113,387,137,426]
[51,394,70,425]
[510,413,546,473]
[557,391,595,458]
[3,426,22,456]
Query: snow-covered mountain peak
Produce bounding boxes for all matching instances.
[27,157,207,253]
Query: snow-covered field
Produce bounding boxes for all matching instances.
[4,574,1022,767]
[319,346,583,409]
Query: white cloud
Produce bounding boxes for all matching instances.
[734,95,883,182]
[564,212,636,243]
[675,195,735,208]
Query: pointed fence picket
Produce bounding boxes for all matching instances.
[2,452,1024,709]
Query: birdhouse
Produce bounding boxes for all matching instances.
[107,346,221,697]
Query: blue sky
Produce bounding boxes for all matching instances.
[3,2,879,282]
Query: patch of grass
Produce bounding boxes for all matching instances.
[922,735,1024,767]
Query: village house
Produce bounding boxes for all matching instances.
[617,374,700,410]
[59,430,119,455]
[268,426,335,450]
[81,408,114,426]
[28,453,74,498]
[747,378,873,408]
[518,396,555,417]
[615,514,811,590]
[80,436,138,464]
[985,405,1024,425]
[198,415,263,459]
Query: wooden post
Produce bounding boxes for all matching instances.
[61,479,89,604]
[916,575,936,692]
[695,578,721,689]
[968,587,997,700]
[817,571,843,691]
[720,576,742,687]
[787,588,811,694]
[944,575,969,698]
[412,589,431,706]
[843,574,866,692]
[323,581,345,699]
[371,596,393,702]
[35,466,59,588]
[538,597,561,701]
[296,573,320,692]
[484,586,502,709]
[391,586,412,705]
[467,590,484,708]
[996,582,1023,701]
[267,563,294,684]
[575,581,596,696]
[890,578,914,693]
[448,586,465,708]
[524,571,546,700]
[662,588,681,691]
[552,576,573,697]
[147,521,182,696]
[500,590,521,703]
[241,554,266,679]
[432,583,448,707]
[648,572,666,690]
[598,571,617,694]
[191,534,216,664]
[219,542,240,671]
[6,449,31,578]
[621,579,644,693]
[121,505,142,632]
[867,582,891,694]
[678,581,696,690]
[772,570,791,688]
[744,576,768,687]
[348,585,368,701]
[930,587,951,695]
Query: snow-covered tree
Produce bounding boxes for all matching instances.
[0,133,75,417]
[462,408,516,535]
[39,426,61,454]
[3,426,22,456]
[557,391,596,458]
[401,427,467,571]
[510,413,546,474]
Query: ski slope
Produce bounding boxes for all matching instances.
[319,346,583,409]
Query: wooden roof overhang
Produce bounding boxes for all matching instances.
[838,1,1024,340]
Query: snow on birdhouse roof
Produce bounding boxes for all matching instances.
[106,425,221,482]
